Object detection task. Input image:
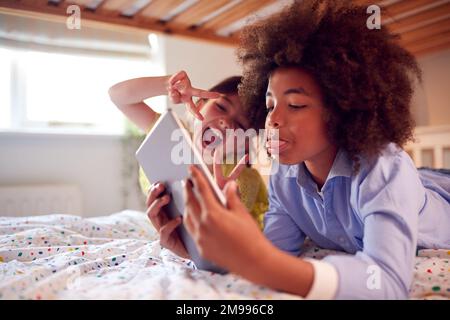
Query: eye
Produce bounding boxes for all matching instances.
[266,106,274,112]
[288,104,306,109]
[215,103,226,112]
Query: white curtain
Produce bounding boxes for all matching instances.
[0,12,153,58]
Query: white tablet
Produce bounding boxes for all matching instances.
[136,109,227,273]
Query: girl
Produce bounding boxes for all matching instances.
[169,0,450,299]
[109,71,268,257]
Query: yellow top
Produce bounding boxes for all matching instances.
[138,113,269,229]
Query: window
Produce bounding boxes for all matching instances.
[1,46,165,135]
[0,48,11,129]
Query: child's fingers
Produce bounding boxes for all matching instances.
[183,179,201,234]
[146,183,165,207]
[184,210,196,239]
[224,181,246,212]
[159,217,182,247]
[168,89,181,103]
[213,149,225,189]
[227,154,249,181]
[169,71,188,86]
[146,195,170,231]
[190,88,220,100]
[189,165,221,212]
[186,99,204,121]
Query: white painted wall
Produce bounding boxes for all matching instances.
[162,35,241,89]
[414,49,450,126]
[0,132,144,217]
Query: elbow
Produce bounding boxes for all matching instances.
[377,270,411,300]
[387,279,410,300]
[382,262,412,300]
[363,274,410,300]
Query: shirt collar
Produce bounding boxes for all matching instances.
[292,148,353,194]
[327,148,353,180]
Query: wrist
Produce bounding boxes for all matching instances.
[238,240,279,283]
[164,75,172,90]
[250,244,315,297]
[138,75,172,99]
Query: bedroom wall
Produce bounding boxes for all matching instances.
[413,49,450,127]
[0,35,241,217]
[0,132,139,217]
[163,35,241,91]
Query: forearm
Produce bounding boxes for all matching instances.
[109,75,171,132]
[238,244,315,298]
[109,75,171,106]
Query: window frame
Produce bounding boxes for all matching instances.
[1,45,165,135]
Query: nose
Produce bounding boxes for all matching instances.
[218,118,234,131]
[266,105,284,128]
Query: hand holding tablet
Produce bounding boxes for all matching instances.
[136,109,227,273]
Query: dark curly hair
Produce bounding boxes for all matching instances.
[237,0,422,169]
[208,76,242,95]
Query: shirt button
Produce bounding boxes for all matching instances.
[338,236,346,243]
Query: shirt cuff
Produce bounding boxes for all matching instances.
[304,258,339,300]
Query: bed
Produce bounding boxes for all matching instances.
[0,210,448,300]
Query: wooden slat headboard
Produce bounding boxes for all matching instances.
[405,125,450,168]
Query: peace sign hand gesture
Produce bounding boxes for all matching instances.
[167,71,220,121]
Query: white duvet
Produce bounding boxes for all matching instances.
[0,211,448,299]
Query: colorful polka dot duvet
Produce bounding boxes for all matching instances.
[0,211,448,300]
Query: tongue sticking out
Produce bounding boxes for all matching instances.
[205,135,216,146]
[203,128,222,148]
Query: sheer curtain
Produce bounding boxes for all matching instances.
[0,12,153,58]
[0,12,165,134]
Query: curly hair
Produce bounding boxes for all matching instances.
[237,0,422,168]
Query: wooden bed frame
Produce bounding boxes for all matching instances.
[405,125,450,168]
